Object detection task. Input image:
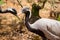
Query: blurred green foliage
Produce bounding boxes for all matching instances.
[57,15,60,21]
[0,0,5,5]
[32,3,40,16]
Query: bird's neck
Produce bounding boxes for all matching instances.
[25,11,39,31]
[0,9,9,13]
[25,16,46,38]
[0,9,17,16]
[25,16,32,31]
[0,10,12,13]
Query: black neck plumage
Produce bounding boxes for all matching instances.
[25,12,47,40]
[0,8,17,16]
[0,8,21,20]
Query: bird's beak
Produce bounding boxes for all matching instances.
[14,14,20,20]
[16,16,20,20]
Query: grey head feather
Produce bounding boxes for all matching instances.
[22,7,30,13]
[21,7,31,18]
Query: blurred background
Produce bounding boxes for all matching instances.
[0,0,60,40]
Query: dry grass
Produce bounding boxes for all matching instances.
[1,0,60,40]
[0,0,42,39]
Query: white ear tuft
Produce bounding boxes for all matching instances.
[7,8,14,12]
[21,6,32,18]
[29,10,32,19]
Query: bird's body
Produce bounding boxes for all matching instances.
[21,7,60,40]
[1,7,59,40]
[30,18,60,40]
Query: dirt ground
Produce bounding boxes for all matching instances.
[0,0,60,40]
[0,0,42,40]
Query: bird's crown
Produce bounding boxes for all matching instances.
[22,6,30,13]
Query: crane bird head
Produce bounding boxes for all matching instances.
[0,8,20,20]
[6,8,17,16]
[0,8,17,16]
[21,7,31,18]
[6,8,20,20]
